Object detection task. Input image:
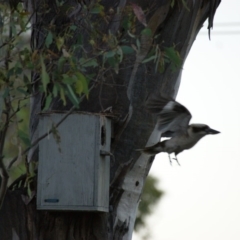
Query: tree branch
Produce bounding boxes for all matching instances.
[0,9,14,208]
[0,7,35,50]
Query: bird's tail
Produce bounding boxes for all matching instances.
[136,142,162,156]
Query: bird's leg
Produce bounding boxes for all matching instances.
[168,154,172,166]
[172,154,181,166]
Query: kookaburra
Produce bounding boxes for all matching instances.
[138,95,220,164]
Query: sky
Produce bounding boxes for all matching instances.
[134,1,240,240]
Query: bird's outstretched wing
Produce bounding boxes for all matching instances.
[145,95,192,137]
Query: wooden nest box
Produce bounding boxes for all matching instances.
[37,113,111,212]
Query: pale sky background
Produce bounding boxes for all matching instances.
[134,1,240,240]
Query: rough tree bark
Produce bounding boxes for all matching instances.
[0,0,220,239]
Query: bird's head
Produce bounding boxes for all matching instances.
[189,124,220,136]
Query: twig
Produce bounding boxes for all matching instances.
[8,173,27,190]
[0,9,35,50]
[0,10,14,208]
[8,96,30,120]
[7,105,75,170]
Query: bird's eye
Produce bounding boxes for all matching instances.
[192,126,208,133]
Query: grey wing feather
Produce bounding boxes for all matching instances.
[145,95,192,136]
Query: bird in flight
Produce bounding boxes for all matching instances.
[138,95,220,165]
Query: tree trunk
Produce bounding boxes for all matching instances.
[0,0,220,239]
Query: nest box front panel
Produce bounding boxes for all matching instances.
[37,113,110,211]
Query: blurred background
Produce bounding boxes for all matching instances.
[134,0,240,239]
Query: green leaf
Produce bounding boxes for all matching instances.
[17,87,28,95]
[121,46,134,54]
[58,56,66,70]
[141,28,152,37]
[104,50,116,59]
[122,17,131,31]
[62,74,76,85]
[127,30,136,38]
[18,130,31,147]
[45,31,53,48]
[14,62,23,75]
[10,21,17,36]
[90,3,104,14]
[86,73,96,81]
[23,74,30,84]
[3,87,9,98]
[164,47,182,71]
[66,84,79,107]
[142,55,156,63]
[26,61,34,70]
[75,72,89,96]
[70,25,77,31]
[106,57,117,67]
[40,56,50,92]
[6,67,15,78]
[75,80,83,95]
[43,94,52,111]
[53,84,59,97]
[80,58,98,68]
[117,46,123,63]
[56,37,64,50]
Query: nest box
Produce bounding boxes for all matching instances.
[37,113,111,212]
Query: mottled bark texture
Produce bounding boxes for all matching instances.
[0,0,220,239]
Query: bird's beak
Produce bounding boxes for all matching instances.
[206,128,220,134]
